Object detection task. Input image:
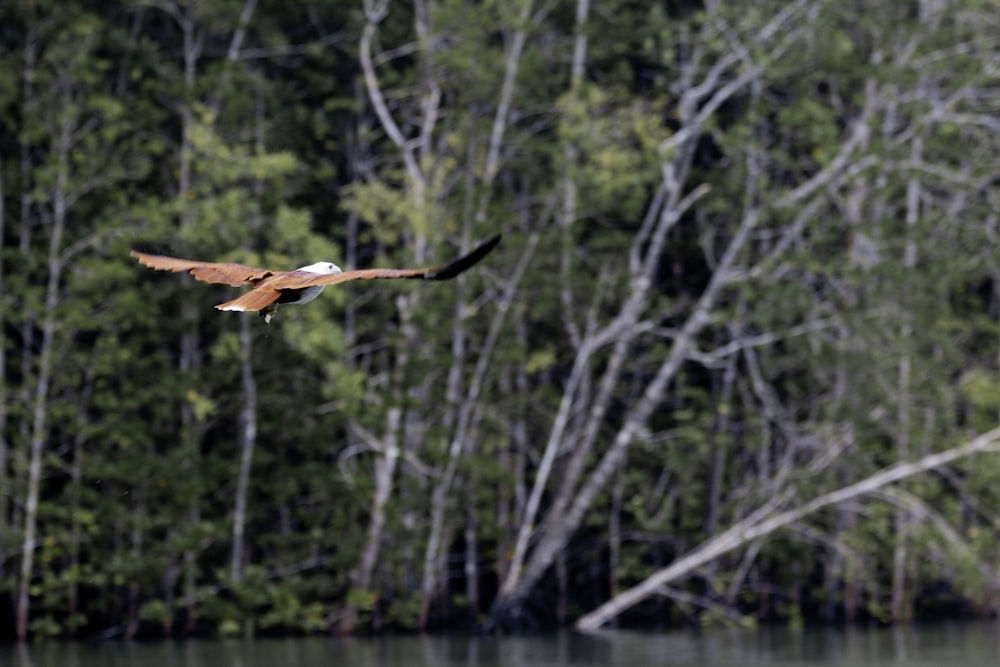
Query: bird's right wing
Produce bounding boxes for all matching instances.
[277,234,503,290]
[131,250,274,287]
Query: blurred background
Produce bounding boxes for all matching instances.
[1,0,999,644]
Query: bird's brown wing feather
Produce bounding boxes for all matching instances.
[271,267,432,290]
[277,234,503,290]
[215,288,282,312]
[131,250,274,287]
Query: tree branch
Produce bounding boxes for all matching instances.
[576,424,1000,630]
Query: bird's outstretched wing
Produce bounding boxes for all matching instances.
[130,249,273,287]
[277,234,503,290]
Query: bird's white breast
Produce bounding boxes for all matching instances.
[291,285,327,304]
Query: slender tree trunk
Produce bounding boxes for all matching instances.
[16,291,57,643]
[706,352,737,537]
[126,497,145,639]
[891,135,922,621]
[464,487,480,618]
[418,187,474,628]
[822,469,853,623]
[13,12,39,557]
[557,0,590,346]
[496,325,530,586]
[182,525,199,635]
[68,442,81,634]
[608,467,625,613]
[67,365,93,637]
[352,8,437,630]
[0,148,7,542]
[175,9,203,634]
[16,111,69,642]
[230,80,266,586]
[556,549,568,626]
[340,406,401,635]
[231,315,257,582]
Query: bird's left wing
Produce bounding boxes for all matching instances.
[131,250,274,287]
[275,234,503,290]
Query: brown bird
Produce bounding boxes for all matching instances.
[131,234,501,323]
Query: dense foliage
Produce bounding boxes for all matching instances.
[1,0,999,641]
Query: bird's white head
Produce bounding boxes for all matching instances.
[297,261,342,275]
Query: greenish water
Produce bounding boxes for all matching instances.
[2,621,998,666]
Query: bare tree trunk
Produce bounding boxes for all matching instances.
[231,315,257,583]
[557,0,590,347]
[608,467,625,611]
[230,78,266,586]
[126,497,146,639]
[556,549,568,626]
[496,322,531,586]
[464,487,480,618]
[10,14,39,576]
[16,272,58,643]
[354,5,437,628]
[172,5,204,634]
[706,349,738,537]
[340,406,401,635]
[419,199,473,629]
[68,440,82,634]
[0,148,7,544]
[890,135,922,621]
[359,0,433,254]
[16,103,69,642]
[67,366,95,636]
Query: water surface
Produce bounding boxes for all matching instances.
[3,621,998,667]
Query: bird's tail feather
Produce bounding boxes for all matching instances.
[216,288,281,312]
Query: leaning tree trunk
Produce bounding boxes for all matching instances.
[575,425,1000,631]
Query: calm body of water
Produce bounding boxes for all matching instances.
[2,621,999,667]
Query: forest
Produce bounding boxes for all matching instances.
[1,0,1000,643]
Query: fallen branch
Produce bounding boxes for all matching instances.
[575,424,1000,631]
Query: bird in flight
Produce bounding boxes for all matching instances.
[131,234,501,323]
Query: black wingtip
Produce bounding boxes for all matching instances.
[426,234,502,281]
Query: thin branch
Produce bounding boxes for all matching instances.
[656,586,751,625]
